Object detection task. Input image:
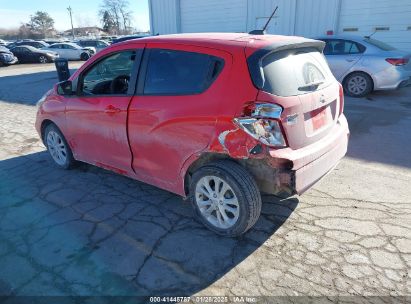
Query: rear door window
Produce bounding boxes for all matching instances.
[323,39,366,55]
[261,48,334,96]
[143,49,223,95]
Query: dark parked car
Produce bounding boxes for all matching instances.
[112,35,148,44]
[7,40,49,49]
[0,46,18,66]
[10,45,58,63]
[75,40,110,52]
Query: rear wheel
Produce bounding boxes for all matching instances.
[190,160,262,237]
[80,52,90,61]
[39,55,48,64]
[344,72,373,97]
[44,124,76,169]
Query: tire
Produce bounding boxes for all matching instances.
[39,55,48,64]
[343,72,373,97]
[190,160,262,237]
[80,52,90,61]
[44,124,76,169]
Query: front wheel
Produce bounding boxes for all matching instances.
[344,72,373,97]
[44,124,76,169]
[39,55,48,64]
[190,160,262,237]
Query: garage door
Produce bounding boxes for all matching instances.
[338,0,411,50]
[180,0,248,33]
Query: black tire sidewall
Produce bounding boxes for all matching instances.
[44,124,74,169]
[190,165,253,237]
[344,72,373,97]
[81,53,89,61]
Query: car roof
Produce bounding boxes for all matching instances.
[119,32,321,52]
[14,45,37,51]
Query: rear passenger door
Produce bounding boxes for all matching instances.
[322,39,365,80]
[128,44,231,193]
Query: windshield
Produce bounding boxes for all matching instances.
[363,38,396,51]
[259,48,334,96]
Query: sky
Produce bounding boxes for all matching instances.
[0,0,150,31]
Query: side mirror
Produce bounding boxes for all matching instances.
[57,80,73,96]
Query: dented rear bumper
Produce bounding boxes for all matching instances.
[267,114,349,195]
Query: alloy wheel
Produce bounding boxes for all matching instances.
[39,56,47,63]
[46,130,67,166]
[347,75,367,95]
[195,175,240,229]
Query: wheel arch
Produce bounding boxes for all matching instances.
[183,152,237,197]
[342,70,375,91]
[40,119,63,143]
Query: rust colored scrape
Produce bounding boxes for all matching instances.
[217,128,261,159]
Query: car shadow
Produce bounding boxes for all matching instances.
[0,151,298,297]
[0,69,77,105]
[344,88,411,169]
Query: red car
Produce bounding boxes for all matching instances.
[36,33,349,236]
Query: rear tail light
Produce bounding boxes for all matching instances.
[385,58,409,66]
[338,83,344,117]
[235,103,287,148]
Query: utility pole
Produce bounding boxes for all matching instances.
[67,6,75,40]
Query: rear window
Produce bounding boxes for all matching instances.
[363,38,396,51]
[143,49,223,95]
[260,48,334,96]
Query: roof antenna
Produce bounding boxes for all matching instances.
[364,29,377,39]
[249,5,278,35]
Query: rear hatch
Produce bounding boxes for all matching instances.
[246,40,342,150]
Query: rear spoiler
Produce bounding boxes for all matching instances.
[247,39,325,89]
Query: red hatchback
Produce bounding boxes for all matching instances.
[36,33,349,236]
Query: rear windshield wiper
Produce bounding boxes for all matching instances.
[298,80,324,91]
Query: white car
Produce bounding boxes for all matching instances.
[316,35,411,97]
[42,43,95,61]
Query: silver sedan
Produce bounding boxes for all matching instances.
[316,35,411,97]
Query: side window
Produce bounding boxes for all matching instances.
[143,49,223,95]
[325,40,366,55]
[80,50,136,95]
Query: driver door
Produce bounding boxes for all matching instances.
[65,47,143,174]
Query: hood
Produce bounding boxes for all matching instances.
[0,47,12,54]
[37,49,58,56]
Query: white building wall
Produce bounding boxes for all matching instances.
[338,0,411,50]
[180,0,248,33]
[247,0,297,35]
[294,0,340,37]
[148,0,411,50]
[149,0,179,34]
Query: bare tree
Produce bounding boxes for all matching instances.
[29,11,55,38]
[99,0,133,34]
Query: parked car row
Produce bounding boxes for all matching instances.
[0,38,113,65]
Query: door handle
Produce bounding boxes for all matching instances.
[346,59,355,62]
[104,105,121,114]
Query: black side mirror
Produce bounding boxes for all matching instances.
[57,80,73,96]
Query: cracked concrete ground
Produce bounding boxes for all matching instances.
[0,63,410,298]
